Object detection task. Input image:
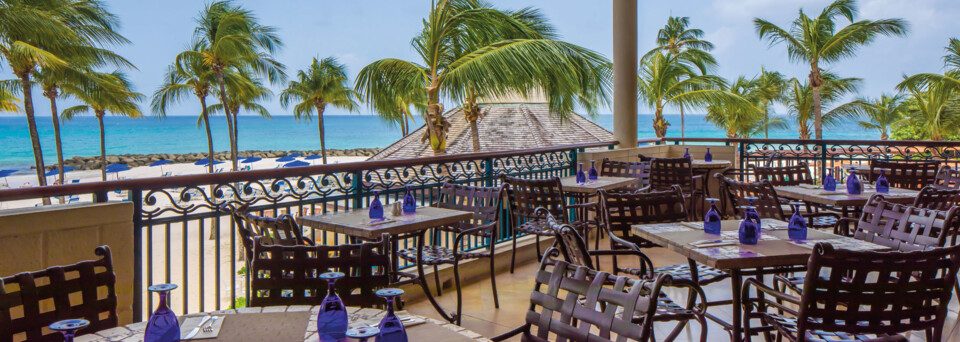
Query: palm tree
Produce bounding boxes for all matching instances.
[782,73,863,139]
[896,75,960,140]
[356,0,610,154]
[753,68,788,138]
[705,75,787,138]
[208,72,273,155]
[638,51,736,138]
[280,57,358,164]
[644,16,716,138]
[177,0,285,170]
[152,45,219,173]
[0,0,129,187]
[754,0,907,139]
[854,94,907,140]
[61,72,143,180]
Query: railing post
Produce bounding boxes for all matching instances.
[484,157,494,187]
[739,142,746,171]
[570,148,579,174]
[130,188,143,322]
[351,170,363,209]
[819,141,828,181]
[94,191,108,203]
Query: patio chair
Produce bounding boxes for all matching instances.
[500,175,598,273]
[716,176,839,230]
[913,186,960,211]
[868,159,941,190]
[752,161,815,186]
[248,235,392,307]
[649,156,704,219]
[397,182,504,323]
[932,165,960,190]
[490,249,682,342]
[742,242,960,342]
[597,188,728,286]
[599,158,651,192]
[228,203,315,262]
[779,194,960,300]
[0,246,117,342]
[534,207,708,342]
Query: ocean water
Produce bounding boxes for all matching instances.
[0,113,873,169]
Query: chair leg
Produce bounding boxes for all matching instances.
[454,260,463,326]
[489,254,500,309]
[433,264,442,297]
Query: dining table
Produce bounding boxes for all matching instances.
[774,184,919,231]
[692,159,732,198]
[632,219,888,342]
[75,305,491,341]
[297,206,473,324]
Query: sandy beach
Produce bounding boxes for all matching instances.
[0,156,370,209]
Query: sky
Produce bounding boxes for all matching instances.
[13,0,960,117]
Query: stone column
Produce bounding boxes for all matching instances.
[612,0,638,149]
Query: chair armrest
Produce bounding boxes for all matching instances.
[567,201,598,211]
[490,325,528,341]
[664,277,709,314]
[588,249,654,276]
[773,275,804,295]
[741,278,801,316]
[453,221,498,252]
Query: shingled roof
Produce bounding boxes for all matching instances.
[369,103,613,160]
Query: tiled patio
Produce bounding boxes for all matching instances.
[405,239,960,341]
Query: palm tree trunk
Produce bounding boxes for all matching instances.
[469,119,480,152]
[810,63,823,140]
[653,108,669,138]
[200,96,214,174]
[425,77,445,155]
[402,112,409,136]
[47,90,65,203]
[97,113,106,181]
[315,103,328,164]
[680,103,685,139]
[214,71,238,171]
[232,110,239,168]
[18,72,49,200]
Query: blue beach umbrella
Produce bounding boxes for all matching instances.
[283,160,310,168]
[194,158,212,166]
[45,166,78,184]
[0,169,16,186]
[241,157,262,163]
[105,163,130,180]
[275,155,296,163]
[288,153,302,158]
[303,154,323,165]
[150,160,173,176]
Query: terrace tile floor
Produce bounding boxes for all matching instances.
[406,238,960,341]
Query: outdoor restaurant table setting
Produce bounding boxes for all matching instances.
[632,213,888,342]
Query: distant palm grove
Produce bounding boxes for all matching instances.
[0,0,957,189]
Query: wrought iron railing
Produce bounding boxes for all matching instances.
[655,138,960,180]
[0,141,614,321]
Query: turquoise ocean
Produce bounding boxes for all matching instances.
[0,114,874,170]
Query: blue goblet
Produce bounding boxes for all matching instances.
[144,284,180,342]
[317,272,349,342]
[50,319,89,342]
[375,288,407,342]
[347,326,380,342]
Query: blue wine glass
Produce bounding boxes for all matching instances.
[704,148,713,162]
[823,169,836,191]
[144,284,179,342]
[575,163,586,184]
[875,168,890,194]
[683,148,691,159]
[743,196,761,227]
[50,319,89,342]
[738,206,760,245]
[787,202,807,241]
[703,198,722,235]
[588,160,598,181]
[846,168,862,195]
[317,272,349,342]
[369,191,383,219]
[375,288,407,342]
[347,327,380,342]
[402,187,416,214]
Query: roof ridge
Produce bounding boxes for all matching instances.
[518,104,549,147]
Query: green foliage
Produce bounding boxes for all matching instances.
[890,122,960,141]
[231,296,246,309]
[705,74,786,138]
[281,57,358,162]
